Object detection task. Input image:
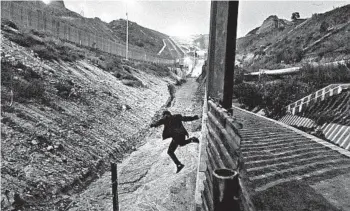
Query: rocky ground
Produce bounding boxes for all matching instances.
[64,77,204,211]
[1,33,185,210]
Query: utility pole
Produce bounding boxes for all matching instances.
[126,3,129,60]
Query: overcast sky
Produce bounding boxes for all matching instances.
[63,1,349,38]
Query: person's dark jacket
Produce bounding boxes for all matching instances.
[150,114,199,139]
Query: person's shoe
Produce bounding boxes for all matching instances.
[191,137,199,143]
[176,164,185,173]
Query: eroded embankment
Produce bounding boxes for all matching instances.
[1,35,183,211]
[64,77,205,211]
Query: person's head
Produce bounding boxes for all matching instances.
[162,110,172,118]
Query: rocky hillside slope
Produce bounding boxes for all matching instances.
[5,1,175,59]
[236,4,350,71]
[108,19,174,58]
[193,34,209,50]
[1,27,184,210]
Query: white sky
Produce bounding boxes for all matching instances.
[62,1,350,38]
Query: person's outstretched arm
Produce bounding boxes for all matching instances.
[181,115,200,122]
[150,118,164,127]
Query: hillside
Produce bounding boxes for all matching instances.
[193,34,209,50]
[236,4,350,71]
[172,34,209,53]
[108,19,173,58]
[0,22,185,210]
[4,1,175,59]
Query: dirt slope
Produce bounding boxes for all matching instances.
[1,34,181,210]
[65,77,203,211]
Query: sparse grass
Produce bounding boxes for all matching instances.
[299,62,350,89]
[54,81,74,98]
[6,31,44,47]
[14,79,45,101]
[175,78,187,86]
[108,19,171,57]
[235,62,350,118]
[122,79,144,87]
[1,60,47,103]
[1,19,19,30]
[238,4,350,71]
[86,50,174,88]
[2,26,85,62]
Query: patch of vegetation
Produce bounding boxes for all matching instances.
[298,62,350,88]
[14,79,45,101]
[1,19,19,30]
[2,25,85,62]
[237,4,350,71]
[54,81,74,98]
[121,79,144,87]
[175,78,187,86]
[86,49,175,88]
[1,60,46,103]
[108,19,172,58]
[234,63,350,118]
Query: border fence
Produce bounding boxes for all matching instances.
[1,1,177,65]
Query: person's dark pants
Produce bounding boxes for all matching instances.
[167,134,194,166]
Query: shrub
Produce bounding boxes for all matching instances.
[259,80,310,118]
[136,40,145,47]
[13,79,45,102]
[312,111,334,125]
[31,44,59,61]
[4,29,84,62]
[121,74,138,81]
[299,63,350,88]
[1,60,41,85]
[1,19,18,30]
[175,78,187,86]
[233,83,263,110]
[7,32,44,48]
[236,60,350,119]
[1,61,13,86]
[54,81,73,98]
[122,79,144,87]
[29,29,47,38]
[104,58,122,72]
[320,21,330,33]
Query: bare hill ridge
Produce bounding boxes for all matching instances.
[7,1,175,59]
[236,4,350,71]
[108,19,172,57]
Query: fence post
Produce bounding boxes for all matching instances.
[213,168,240,211]
[111,162,119,211]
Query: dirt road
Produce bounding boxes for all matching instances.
[68,78,203,211]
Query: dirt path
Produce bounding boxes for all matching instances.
[67,78,202,211]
